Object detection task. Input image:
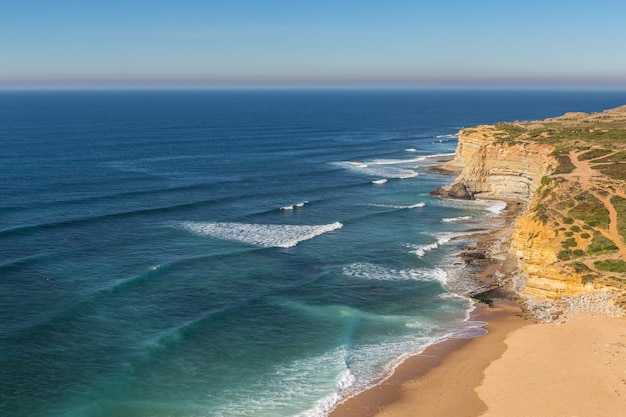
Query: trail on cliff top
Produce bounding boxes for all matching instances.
[560,149,626,259]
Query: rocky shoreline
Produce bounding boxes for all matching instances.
[430,105,626,320]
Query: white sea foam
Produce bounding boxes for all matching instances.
[485,200,507,214]
[342,263,448,284]
[281,201,309,210]
[433,198,507,217]
[371,179,387,185]
[409,229,478,257]
[441,216,472,223]
[178,221,342,248]
[434,230,485,244]
[212,347,352,417]
[370,202,425,209]
[367,156,427,165]
[435,133,458,139]
[405,148,418,152]
[410,242,439,257]
[335,159,421,179]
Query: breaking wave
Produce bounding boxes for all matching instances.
[441,216,472,223]
[342,263,448,284]
[370,202,425,209]
[177,221,343,248]
[281,201,309,210]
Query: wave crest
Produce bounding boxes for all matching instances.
[342,263,447,284]
[177,221,343,248]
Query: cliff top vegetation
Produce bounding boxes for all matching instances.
[492,105,626,304]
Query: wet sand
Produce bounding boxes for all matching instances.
[331,303,626,417]
[329,299,527,417]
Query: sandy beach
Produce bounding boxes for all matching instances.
[330,199,626,417]
[331,302,626,417]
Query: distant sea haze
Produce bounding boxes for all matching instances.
[1,90,625,417]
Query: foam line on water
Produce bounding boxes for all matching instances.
[280,201,309,210]
[369,202,425,209]
[432,198,507,215]
[177,221,343,248]
[408,229,479,258]
[342,263,448,285]
[409,242,439,257]
[441,216,472,223]
[209,347,353,417]
[333,161,419,179]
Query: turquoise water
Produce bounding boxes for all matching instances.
[2,90,625,417]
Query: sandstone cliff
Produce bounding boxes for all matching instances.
[436,126,557,202]
[438,106,626,306]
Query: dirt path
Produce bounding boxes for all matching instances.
[563,150,626,259]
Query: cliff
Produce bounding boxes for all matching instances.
[438,105,626,308]
[435,126,557,201]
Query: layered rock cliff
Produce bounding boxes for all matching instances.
[437,106,626,307]
[435,126,557,202]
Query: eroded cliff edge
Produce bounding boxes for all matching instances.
[434,105,626,313]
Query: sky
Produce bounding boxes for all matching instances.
[1,0,626,90]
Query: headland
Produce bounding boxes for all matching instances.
[330,105,626,416]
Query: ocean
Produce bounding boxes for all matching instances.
[2,90,625,417]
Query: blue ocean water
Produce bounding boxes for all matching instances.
[1,90,625,417]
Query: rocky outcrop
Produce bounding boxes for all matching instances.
[436,109,626,306]
[437,126,558,202]
[430,181,474,200]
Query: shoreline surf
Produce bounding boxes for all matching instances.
[328,200,524,417]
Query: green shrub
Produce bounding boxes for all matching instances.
[568,192,609,229]
[582,274,597,285]
[579,148,612,160]
[557,250,572,261]
[556,199,576,210]
[570,261,591,273]
[596,163,626,181]
[561,238,577,248]
[587,232,618,255]
[594,259,626,273]
[553,155,576,174]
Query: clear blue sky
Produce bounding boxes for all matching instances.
[2,0,626,89]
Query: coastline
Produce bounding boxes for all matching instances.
[331,300,626,417]
[329,200,526,417]
[328,192,626,416]
[329,299,527,417]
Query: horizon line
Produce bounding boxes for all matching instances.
[2,86,626,93]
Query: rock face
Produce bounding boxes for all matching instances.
[430,181,474,199]
[438,126,558,202]
[436,115,626,304]
[510,195,594,299]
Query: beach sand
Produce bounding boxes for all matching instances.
[330,304,626,417]
[478,313,626,417]
[329,299,527,417]
[330,199,626,417]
